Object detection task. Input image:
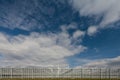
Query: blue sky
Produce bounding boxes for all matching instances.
[0,0,120,68]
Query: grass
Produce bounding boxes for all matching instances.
[0,78,120,80]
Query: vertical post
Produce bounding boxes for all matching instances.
[118,69,120,79]
[109,68,111,80]
[100,68,101,80]
[1,68,2,79]
[28,67,30,78]
[22,68,23,79]
[2,68,3,78]
[0,68,1,79]
[2,68,3,79]
[0,68,2,78]
[27,67,28,79]
[28,67,29,79]
[90,68,92,79]
[32,68,33,79]
[33,67,34,78]
[58,65,60,77]
[81,68,82,79]
[20,68,21,79]
[11,67,12,79]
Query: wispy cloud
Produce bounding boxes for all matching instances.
[0,24,86,67]
[70,0,120,35]
[0,0,72,31]
[79,56,120,68]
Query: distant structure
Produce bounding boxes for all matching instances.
[0,65,120,79]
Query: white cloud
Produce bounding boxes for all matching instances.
[60,23,77,32]
[73,30,85,39]
[87,26,98,36]
[0,29,86,67]
[70,0,120,35]
[81,56,120,68]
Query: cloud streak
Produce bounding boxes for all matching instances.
[80,56,120,68]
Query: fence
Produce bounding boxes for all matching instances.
[0,67,120,79]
